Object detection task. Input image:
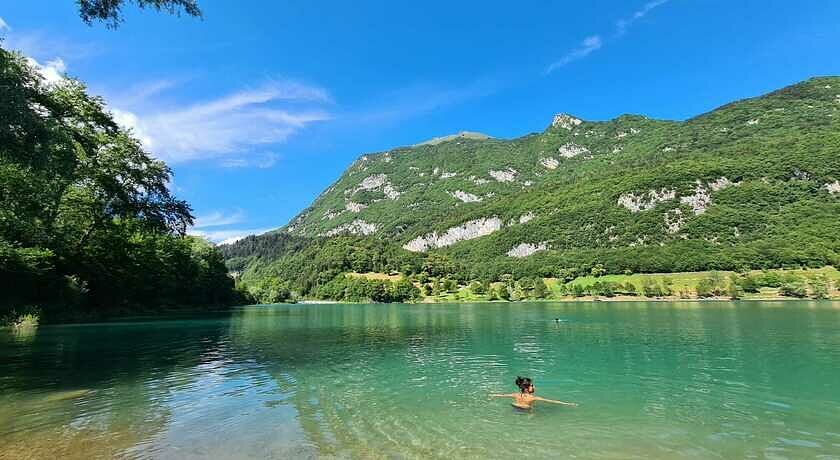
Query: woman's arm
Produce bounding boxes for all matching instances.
[534,397,577,406]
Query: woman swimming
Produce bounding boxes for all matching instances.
[489,376,577,409]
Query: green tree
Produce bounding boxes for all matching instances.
[740,275,760,293]
[469,280,485,295]
[510,284,525,301]
[78,0,201,28]
[780,279,807,298]
[662,278,674,296]
[391,278,420,302]
[808,275,830,300]
[497,284,511,301]
[696,279,714,298]
[642,278,663,297]
[727,274,743,300]
[422,254,455,278]
[532,279,548,299]
[557,268,578,283]
[1,49,239,318]
[442,278,457,293]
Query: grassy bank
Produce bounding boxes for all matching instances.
[351,266,840,303]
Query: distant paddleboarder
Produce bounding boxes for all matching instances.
[490,377,577,410]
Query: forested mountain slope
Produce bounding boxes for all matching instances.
[222,77,840,300]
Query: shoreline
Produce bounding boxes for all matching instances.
[289,294,839,305]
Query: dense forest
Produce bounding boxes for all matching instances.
[223,77,840,302]
[0,47,243,322]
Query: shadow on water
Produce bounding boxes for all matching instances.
[0,311,233,459]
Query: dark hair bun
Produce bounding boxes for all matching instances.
[515,376,532,389]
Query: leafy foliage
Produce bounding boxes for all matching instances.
[77,0,201,28]
[0,47,240,319]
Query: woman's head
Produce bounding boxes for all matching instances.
[515,376,534,393]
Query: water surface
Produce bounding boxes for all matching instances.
[2,302,839,459]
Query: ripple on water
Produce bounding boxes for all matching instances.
[2,302,840,458]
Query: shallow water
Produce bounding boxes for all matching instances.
[2,301,840,459]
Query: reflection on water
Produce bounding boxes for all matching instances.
[1,302,840,459]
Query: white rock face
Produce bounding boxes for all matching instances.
[552,114,582,130]
[403,217,503,252]
[619,178,738,215]
[618,188,677,212]
[287,213,307,232]
[323,210,341,220]
[325,219,378,237]
[558,143,589,158]
[709,177,736,191]
[540,157,559,169]
[489,168,518,183]
[680,178,739,215]
[746,119,759,126]
[440,172,457,179]
[507,242,548,258]
[383,184,400,200]
[680,184,712,215]
[518,212,535,224]
[662,146,675,153]
[355,174,387,191]
[664,209,684,234]
[449,190,482,203]
[825,181,840,194]
[346,174,401,200]
[470,175,489,185]
[345,201,368,213]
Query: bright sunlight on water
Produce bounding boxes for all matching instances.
[2,301,840,459]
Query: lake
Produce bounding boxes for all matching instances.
[2,302,839,459]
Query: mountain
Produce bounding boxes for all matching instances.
[414,131,492,147]
[221,77,840,301]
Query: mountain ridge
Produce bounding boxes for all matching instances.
[222,76,840,301]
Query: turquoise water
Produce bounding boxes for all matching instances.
[2,302,840,459]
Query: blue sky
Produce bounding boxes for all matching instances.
[2,1,839,243]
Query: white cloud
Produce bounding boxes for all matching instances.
[545,0,670,74]
[193,210,245,229]
[219,153,279,169]
[3,28,100,62]
[616,0,670,36]
[545,35,603,73]
[110,81,331,164]
[25,57,67,85]
[0,16,10,31]
[189,227,273,245]
[349,77,501,126]
[188,210,273,244]
[112,79,180,108]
